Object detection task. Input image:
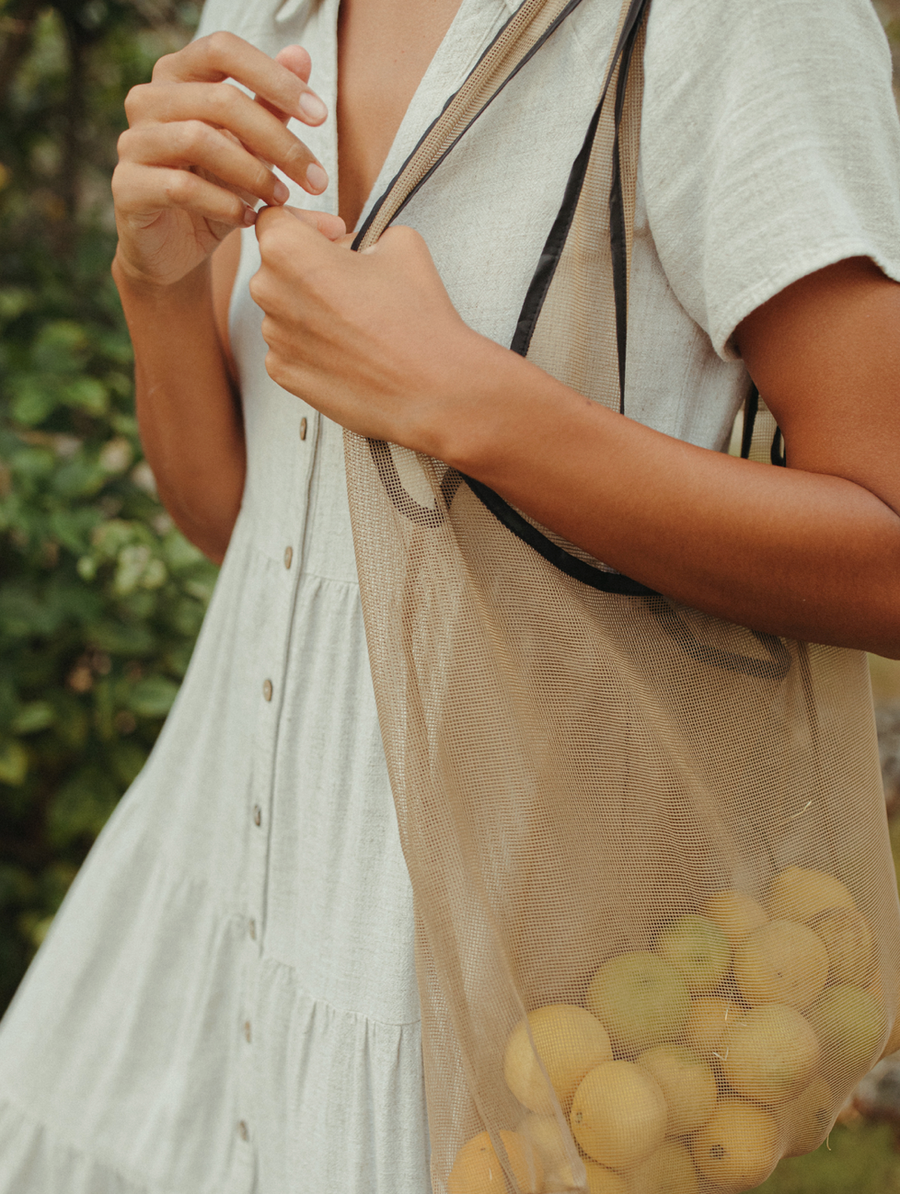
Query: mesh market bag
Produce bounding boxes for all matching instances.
[344,0,900,1189]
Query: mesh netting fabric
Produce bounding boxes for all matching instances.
[344,1,900,1190]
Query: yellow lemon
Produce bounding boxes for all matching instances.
[781,1077,833,1157]
[653,915,732,995]
[582,1160,629,1194]
[691,1100,780,1190]
[806,983,886,1086]
[881,986,900,1058]
[766,866,856,926]
[570,1060,667,1171]
[681,996,734,1059]
[504,1004,613,1115]
[447,1130,543,1194]
[635,1044,717,1136]
[517,1113,579,1189]
[720,1003,819,1106]
[733,919,828,1009]
[702,889,769,945]
[809,906,876,986]
[630,1141,700,1194]
[585,952,691,1056]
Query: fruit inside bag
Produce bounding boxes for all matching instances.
[360,482,900,1194]
[343,0,900,1191]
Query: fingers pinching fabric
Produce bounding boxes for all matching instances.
[345,1,900,1191]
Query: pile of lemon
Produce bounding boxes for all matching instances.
[447,866,889,1194]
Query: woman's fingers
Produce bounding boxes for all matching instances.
[113,159,256,229]
[124,80,327,194]
[280,204,347,241]
[119,121,291,209]
[151,31,327,127]
[253,46,314,125]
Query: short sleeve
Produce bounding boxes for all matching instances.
[641,0,900,360]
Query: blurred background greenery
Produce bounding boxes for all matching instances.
[1,0,900,1190]
[0,0,206,1012]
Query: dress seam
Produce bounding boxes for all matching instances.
[0,1093,198,1194]
[260,953,423,1029]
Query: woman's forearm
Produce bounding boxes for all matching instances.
[114,255,246,564]
[444,337,900,658]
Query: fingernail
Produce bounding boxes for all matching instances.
[306,162,328,193]
[273,179,290,203]
[298,91,327,122]
[242,206,258,226]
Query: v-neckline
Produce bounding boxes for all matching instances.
[331,0,514,234]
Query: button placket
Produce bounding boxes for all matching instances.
[238,409,320,1171]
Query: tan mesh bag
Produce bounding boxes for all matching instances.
[344,1,900,1190]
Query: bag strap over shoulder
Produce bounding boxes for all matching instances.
[353,0,594,252]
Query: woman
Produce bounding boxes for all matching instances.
[0,0,898,1191]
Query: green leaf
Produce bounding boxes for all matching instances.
[32,320,88,372]
[109,739,147,787]
[9,377,59,426]
[10,701,55,734]
[51,454,107,498]
[0,740,28,786]
[49,507,102,553]
[88,618,156,655]
[61,376,108,416]
[128,675,179,718]
[48,764,120,847]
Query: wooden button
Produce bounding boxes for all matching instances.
[248,918,257,940]
[299,417,308,441]
[284,546,293,569]
[253,805,262,827]
[243,1020,252,1044]
[238,1120,249,1141]
[262,679,273,701]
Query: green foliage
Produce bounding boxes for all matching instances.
[756,1120,900,1192]
[0,0,204,1013]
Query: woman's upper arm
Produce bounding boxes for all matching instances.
[211,228,242,389]
[735,257,900,518]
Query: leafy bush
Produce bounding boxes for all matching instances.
[0,0,205,1014]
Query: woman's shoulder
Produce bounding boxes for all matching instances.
[640,0,900,360]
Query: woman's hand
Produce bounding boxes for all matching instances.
[112,33,343,291]
[250,206,481,457]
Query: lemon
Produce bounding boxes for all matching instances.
[635,1044,717,1136]
[809,906,876,985]
[447,1130,543,1194]
[781,1077,833,1157]
[806,983,886,1086]
[720,1003,819,1106]
[517,1113,579,1189]
[681,996,733,1059]
[766,866,855,926]
[702,889,768,945]
[653,915,732,995]
[630,1141,700,1193]
[504,1004,613,1115]
[691,1100,780,1190]
[582,1160,629,1194]
[881,986,900,1058]
[585,952,691,1056]
[733,919,828,1009]
[570,1059,667,1171]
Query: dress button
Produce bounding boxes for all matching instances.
[284,546,293,569]
[244,1020,252,1044]
[263,679,273,701]
[249,918,257,940]
[253,804,262,827]
[299,417,308,441]
[238,1120,249,1142]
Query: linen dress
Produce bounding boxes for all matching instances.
[0,0,899,1191]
